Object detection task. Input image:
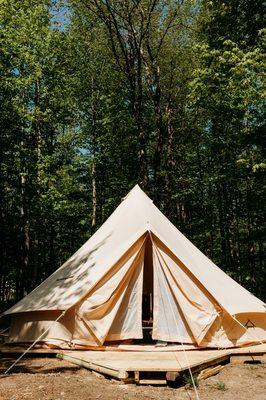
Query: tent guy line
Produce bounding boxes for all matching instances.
[4,310,66,375]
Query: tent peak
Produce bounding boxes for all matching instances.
[131,183,143,192]
[126,184,153,202]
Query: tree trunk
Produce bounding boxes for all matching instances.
[91,158,97,232]
[47,221,55,276]
[91,79,98,232]
[151,65,164,196]
[18,143,30,300]
[32,78,41,288]
[0,144,5,304]
[164,101,175,213]
[136,50,148,189]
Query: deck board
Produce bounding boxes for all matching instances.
[1,343,265,383]
[58,344,266,379]
[232,343,266,354]
[61,348,230,372]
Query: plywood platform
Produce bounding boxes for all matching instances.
[232,343,266,354]
[0,346,59,356]
[230,343,266,364]
[57,348,229,383]
[61,348,230,372]
[1,343,265,384]
[57,344,266,384]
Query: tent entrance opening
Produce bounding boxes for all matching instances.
[142,235,154,343]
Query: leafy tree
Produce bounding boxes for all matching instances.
[0,0,265,309]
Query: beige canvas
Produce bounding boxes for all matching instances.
[3,185,266,348]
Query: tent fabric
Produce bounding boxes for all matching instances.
[76,235,146,345]
[8,310,75,345]
[4,185,266,349]
[152,236,219,344]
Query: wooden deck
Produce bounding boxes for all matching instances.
[0,346,59,356]
[1,343,265,384]
[57,344,266,384]
[59,348,229,372]
[230,343,266,364]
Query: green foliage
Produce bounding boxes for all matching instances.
[213,381,227,391]
[0,0,265,305]
[183,373,199,388]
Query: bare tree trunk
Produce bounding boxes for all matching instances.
[216,182,233,271]
[151,65,165,196]
[137,122,148,189]
[83,0,150,188]
[164,100,175,213]
[32,78,41,288]
[91,79,98,232]
[143,55,165,195]
[47,222,55,276]
[246,175,255,283]
[135,49,148,189]
[18,141,30,300]
[0,144,5,304]
[91,158,97,232]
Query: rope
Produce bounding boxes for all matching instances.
[4,310,66,375]
[150,233,200,400]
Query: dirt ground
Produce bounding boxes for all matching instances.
[0,356,265,400]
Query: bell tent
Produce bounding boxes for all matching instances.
[3,185,266,349]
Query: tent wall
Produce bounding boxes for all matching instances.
[7,232,266,349]
[201,312,266,347]
[4,186,266,349]
[152,235,219,344]
[8,309,75,347]
[73,235,146,345]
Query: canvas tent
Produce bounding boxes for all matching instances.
[3,185,266,349]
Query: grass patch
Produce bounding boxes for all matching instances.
[183,373,199,388]
[213,381,227,391]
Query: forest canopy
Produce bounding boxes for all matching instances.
[0,0,265,310]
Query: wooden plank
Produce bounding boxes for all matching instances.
[178,353,229,373]
[198,365,225,380]
[56,343,265,383]
[166,371,180,382]
[139,379,167,385]
[0,346,58,356]
[62,349,230,373]
[230,354,266,364]
[57,353,128,380]
[2,343,264,384]
[134,371,139,384]
[231,344,266,355]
